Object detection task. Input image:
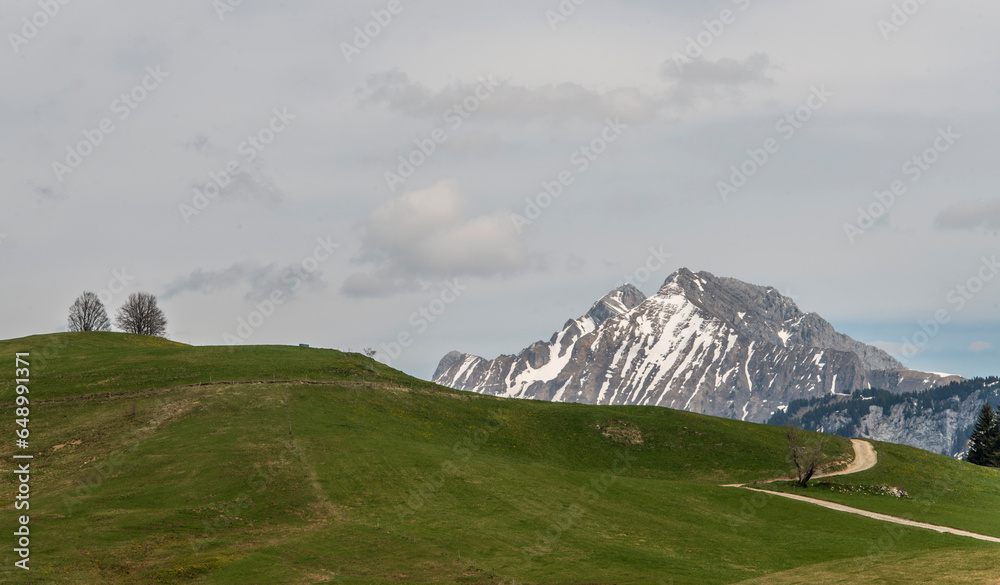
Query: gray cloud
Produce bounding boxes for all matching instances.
[340,272,414,298]
[163,262,323,303]
[663,53,776,106]
[361,53,775,128]
[360,70,664,123]
[30,182,66,202]
[440,131,504,156]
[936,199,1000,232]
[221,169,286,205]
[184,134,211,153]
[162,264,250,298]
[183,132,287,205]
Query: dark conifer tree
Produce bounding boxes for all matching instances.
[967,404,999,467]
[989,406,1000,468]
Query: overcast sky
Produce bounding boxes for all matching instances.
[2,0,998,380]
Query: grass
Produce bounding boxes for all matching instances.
[3,332,430,400]
[0,332,998,584]
[761,439,1000,539]
[731,548,1000,585]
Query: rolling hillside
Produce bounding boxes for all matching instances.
[1,333,998,584]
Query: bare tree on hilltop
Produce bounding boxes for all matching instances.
[115,292,168,337]
[68,291,112,332]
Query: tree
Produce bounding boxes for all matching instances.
[785,426,824,487]
[966,404,999,467]
[115,292,167,337]
[67,291,112,332]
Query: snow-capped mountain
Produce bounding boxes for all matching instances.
[433,268,962,423]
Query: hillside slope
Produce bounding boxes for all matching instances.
[1,333,997,584]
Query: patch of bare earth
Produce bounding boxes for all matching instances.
[597,420,643,445]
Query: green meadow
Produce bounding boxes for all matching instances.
[1,333,997,584]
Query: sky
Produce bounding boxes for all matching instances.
[1,0,998,380]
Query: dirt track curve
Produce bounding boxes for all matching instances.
[725,438,1000,544]
[814,438,878,478]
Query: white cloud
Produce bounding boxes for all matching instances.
[343,180,526,297]
[663,53,775,87]
[870,341,908,357]
[969,341,993,352]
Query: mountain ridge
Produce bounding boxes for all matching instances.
[770,377,1000,456]
[434,268,961,423]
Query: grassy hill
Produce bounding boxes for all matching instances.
[1,333,998,584]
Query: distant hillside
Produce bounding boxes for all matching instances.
[769,377,1000,456]
[1,333,999,584]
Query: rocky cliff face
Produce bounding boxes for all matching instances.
[825,402,979,457]
[771,378,1000,456]
[434,268,961,423]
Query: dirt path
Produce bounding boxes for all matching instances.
[725,439,1000,544]
[719,439,877,488]
[814,438,878,478]
[739,486,1000,543]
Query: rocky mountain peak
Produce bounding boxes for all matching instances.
[435,350,467,377]
[659,268,800,324]
[586,283,646,327]
[434,268,928,423]
[654,268,902,371]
